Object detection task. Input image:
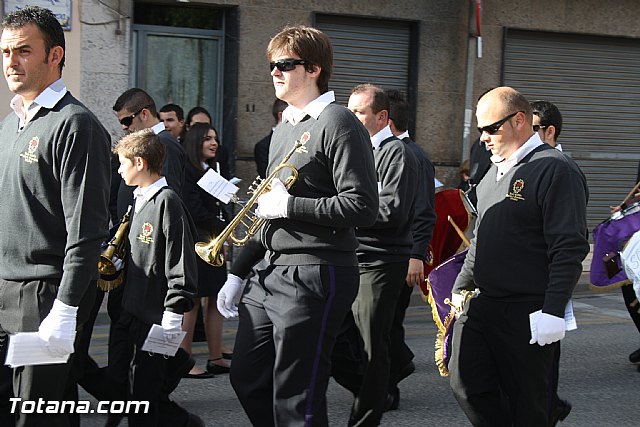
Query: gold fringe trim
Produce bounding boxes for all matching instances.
[97,273,125,291]
[588,279,631,292]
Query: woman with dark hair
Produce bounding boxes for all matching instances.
[179,122,231,377]
[185,106,230,179]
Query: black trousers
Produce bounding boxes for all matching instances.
[388,280,415,386]
[0,278,95,427]
[108,311,189,427]
[230,261,359,427]
[349,261,408,427]
[449,296,557,427]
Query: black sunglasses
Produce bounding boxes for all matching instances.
[533,124,548,132]
[269,59,307,72]
[477,111,520,135]
[119,108,145,127]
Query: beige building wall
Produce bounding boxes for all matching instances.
[2,0,639,186]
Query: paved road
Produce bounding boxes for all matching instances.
[78,279,640,426]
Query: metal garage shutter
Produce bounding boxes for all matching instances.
[315,15,411,106]
[502,29,640,233]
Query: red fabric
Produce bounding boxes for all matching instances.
[420,189,471,296]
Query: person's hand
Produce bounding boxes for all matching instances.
[530,313,565,346]
[609,205,622,214]
[405,258,424,288]
[255,178,290,219]
[450,293,464,320]
[161,311,184,341]
[38,299,78,356]
[111,256,124,271]
[217,274,244,318]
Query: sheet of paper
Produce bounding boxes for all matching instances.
[141,324,186,357]
[197,169,239,204]
[5,332,69,367]
[529,300,578,339]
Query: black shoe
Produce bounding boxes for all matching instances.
[384,386,400,412]
[222,351,233,360]
[629,347,640,364]
[206,358,231,374]
[549,399,572,426]
[183,370,214,379]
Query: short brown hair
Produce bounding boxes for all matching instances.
[351,83,389,114]
[113,129,165,175]
[267,25,333,93]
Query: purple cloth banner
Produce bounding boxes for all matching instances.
[590,206,640,290]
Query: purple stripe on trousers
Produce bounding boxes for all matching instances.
[305,265,336,426]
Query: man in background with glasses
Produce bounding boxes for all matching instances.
[448,87,589,426]
[532,100,563,151]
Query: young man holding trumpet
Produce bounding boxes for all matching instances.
[215,25,379,426]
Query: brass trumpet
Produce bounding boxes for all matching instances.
[97,205,132,291]
[195,140,302,266]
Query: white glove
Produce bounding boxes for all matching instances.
[530,313,565,346]
[217,274,244,318]
[38,299,78,356]
[450,293,464,320]
[161,311,184,341]
[255,178,290,219]
[111,256,124,272]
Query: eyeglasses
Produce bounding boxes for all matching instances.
[119,108,145,127]
[477,111,520,135]
[533,125,548,132]
[269,59,307,72]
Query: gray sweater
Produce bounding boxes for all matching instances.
[0,92,111,306]
[356,136,417,265]
[123,187,197,325]
[233,102,378,270]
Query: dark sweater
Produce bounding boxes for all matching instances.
[123,187,197,325]
[403,137,436,260]
[356,136,417,265]
[233,102,378,270]
[254,131,272,179]
[183,163,227,240]
[0,92,111,306]
[452,144,590,317]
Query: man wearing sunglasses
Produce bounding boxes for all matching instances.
[112,88,186,220]
[532,100,563,151]
[448,87,589,426]
[216,25,378,427]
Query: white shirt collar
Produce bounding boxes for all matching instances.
[282,91,335,126]
[133,177,168,213]
[555,143,563,152]
[491,133,544,181]
[371,125,394,150]
[398,130,410,140]
[10,79,67,130]
[151,121,166,135]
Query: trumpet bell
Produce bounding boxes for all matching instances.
[195,241,225,267]
[98,255,117,275]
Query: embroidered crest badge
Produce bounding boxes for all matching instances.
[296,131,310,153]
[136,222,155,244]
[19,137,40,164]
[507,179,525,201]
